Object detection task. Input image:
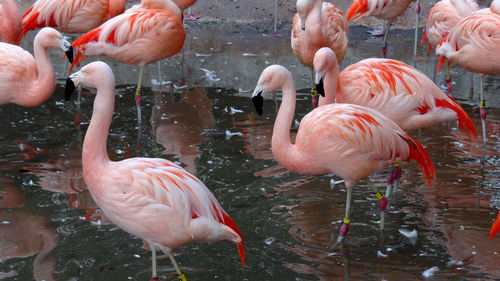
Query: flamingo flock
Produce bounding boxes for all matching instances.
[0,0,499,279]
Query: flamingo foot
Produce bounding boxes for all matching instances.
[184,13,200,21]
[382,44,387,58]
[446,78,453,94]
[368,28,385,36]
[334,220,350,247]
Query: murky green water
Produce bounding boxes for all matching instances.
[1,28,500,280]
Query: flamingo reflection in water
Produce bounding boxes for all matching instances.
[0,179,58,281]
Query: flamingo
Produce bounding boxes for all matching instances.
[0,27,73,107]
[491,210,500,240]
[0,0,22,44]
[65,61,244,280]
[18,0,127,43]
[421,0,479,94]
[313,47,476,199]
[69,0,186,126]
[346,0,418,57]
[291,0,348,106]
[251,64,435,245]
[435,0,500,148]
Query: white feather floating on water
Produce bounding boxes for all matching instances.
[422,266,439,278]
[399,228,418,245]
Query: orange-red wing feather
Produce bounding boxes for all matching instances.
[435,98,477,139]
[490,211,500,240]
[346,0,368,21]
[398,132,435,187]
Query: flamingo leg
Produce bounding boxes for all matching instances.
[368,180,388,230]
[479,75,487,147]
[150,246,158,281]
[469,73,474,100]
[311,68,319,108]
[334,185,352,246]
[382,21,391,58]
[446,61,452,94]
[413,0,421,56]
[135,66,145,126]
[169,254,187,281]
[273,0,278,36]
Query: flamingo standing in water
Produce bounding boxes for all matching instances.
[65,61,244,280]
[18,0,126,43]
[251,64,435,245]
[346,0,419,57]
[70,0,186,125]
[435,0,500,148]
[313,47,476,202]
[421,0,479,94]
[0,0,22,44]
[291,0,348,106]
[0,27,73,106]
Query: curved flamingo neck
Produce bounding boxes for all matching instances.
[271,75,300,171]
[25,41,56,106]
[319,56,340,106]
[82,81,114,184]
[304,0,323,45]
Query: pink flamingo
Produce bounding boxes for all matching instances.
[421,0,479,94]
[0,27,73,106]
[18,0,126,43]
[346,0,419,57]
[252,64,435,245]
[0,0,22,44]
[70,0,186,126]
[65,61,244,280]
[291,0,348,105]
[313,47,476,199]
[435,0,500,148]
[491,210,500,240]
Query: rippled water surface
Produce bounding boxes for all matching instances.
[1,28,500,280]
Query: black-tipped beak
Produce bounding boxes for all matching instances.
[301,26,305,31]
[65,77,75,101]
[252,91,264,116]
[65,46,73,63]
[315,77,325,97]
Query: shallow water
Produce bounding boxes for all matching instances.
[1,28,500,280]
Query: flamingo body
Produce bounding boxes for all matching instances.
[422,0,479,50]
[19,0,126,42]
[252,65,435,188]
[66,61,244,268]
[314,47,477,137]
[346,0,414,21]
[291,0,348,67]
[71,0,185,71]
[0,0,22,44]
[0,27,72,106]
[436,4,500,75]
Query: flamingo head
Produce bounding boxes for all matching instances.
[313,47,338,99]
[252,65,293,115]
[65,61,115,101]
[35,27,73,63]
[296,0,316,30]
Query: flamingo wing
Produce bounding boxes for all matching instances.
[321,3,349,62]
[71,7,185,71]
[296,104,435,185]
[423,0,463,49]
[346,0,413,21]
[97,158,244,265]
[339,58,476,137]
[436,11,500,75]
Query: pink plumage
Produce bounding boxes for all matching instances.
[0,0,22,44]
[346,0,414,21]
[291,0,348,67]
[18,0,126,43]
[70,0,185,72]
[0,27,72,106]
[313,47,477,138]
[66,62,244,276]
